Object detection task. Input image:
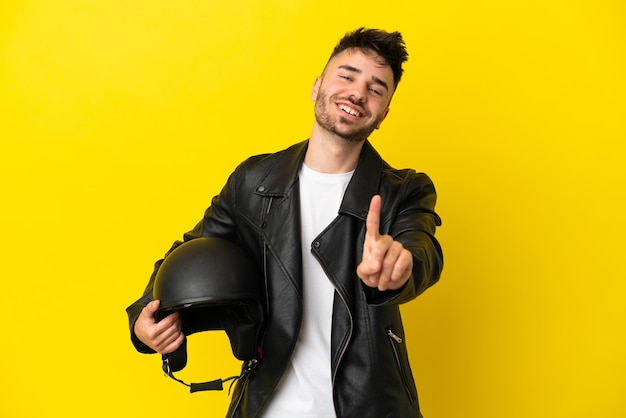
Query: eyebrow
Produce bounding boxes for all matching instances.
[337,64,389,92]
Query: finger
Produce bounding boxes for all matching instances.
[161,332,186,355]
[390,250,413,283]
[357,257,380,289]
[381,248,413,291]
[156,326,182,353]
[368,233,393,272]
[359,275,379,289]
[142,300,160,318]
[376,240,403,290]
[153,314,182,352]
[156,310,180,329]
[357,260,379,278]
[363,276,379,289]
[365,195,382,242]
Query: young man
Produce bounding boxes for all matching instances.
[127,28,443,417]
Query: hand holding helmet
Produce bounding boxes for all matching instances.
[134,299,184,355]
[147,236,266,392]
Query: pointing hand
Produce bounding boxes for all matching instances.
[356,195,413,291]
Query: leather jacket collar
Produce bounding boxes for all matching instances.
[253,139,384,222]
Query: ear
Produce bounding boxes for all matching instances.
[310,77,321,101]
[375,107,390,129]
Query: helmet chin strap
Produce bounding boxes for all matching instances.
[162,357,259,393]
[160,337,260,393]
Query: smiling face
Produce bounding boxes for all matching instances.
[311,48,396,144]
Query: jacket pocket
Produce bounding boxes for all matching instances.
[386,328,416,404]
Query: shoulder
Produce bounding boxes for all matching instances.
[380,160,437,196]
[226,140,308,195]
[376,161,441,226]
[235,140,307,174]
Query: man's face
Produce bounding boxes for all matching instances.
[311,48,396,143]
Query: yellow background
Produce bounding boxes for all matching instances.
[1,0,625,417]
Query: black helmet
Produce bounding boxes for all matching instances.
[153,237,265,392]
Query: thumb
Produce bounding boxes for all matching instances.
[145,299,160,315]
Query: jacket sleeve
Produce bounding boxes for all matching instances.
[363,171,443,306]
[125,165,242,353]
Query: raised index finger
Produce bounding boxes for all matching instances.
[366,195,382,241]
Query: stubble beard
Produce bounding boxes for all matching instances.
[314,92,381,144]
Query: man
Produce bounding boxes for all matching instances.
[127,27,443,417]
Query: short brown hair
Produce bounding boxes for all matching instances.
[328,27,409,87]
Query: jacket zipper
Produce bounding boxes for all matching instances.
[331,287,353,387]
[308,232,355,396]
[229,198,275,418]
[386,328,416,404]
[312,243,353,415]
[227,362,254,418]
[329,283,353,417]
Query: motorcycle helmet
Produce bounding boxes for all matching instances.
[153,236,265,392]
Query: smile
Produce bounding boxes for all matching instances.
[338,104,363,117]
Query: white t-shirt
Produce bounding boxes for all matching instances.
[260,163,354,418]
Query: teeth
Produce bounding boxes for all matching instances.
[338,104,362,117]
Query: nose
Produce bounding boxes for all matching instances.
[348,81,367,104]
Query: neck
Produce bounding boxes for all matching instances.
[304,124,364,174]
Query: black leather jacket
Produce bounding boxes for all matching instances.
[127,140,443,418]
